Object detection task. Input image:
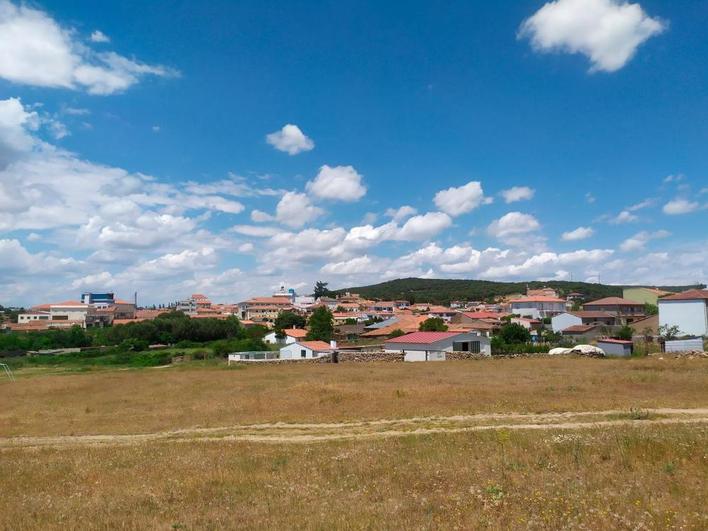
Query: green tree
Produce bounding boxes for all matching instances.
[273,311,306,338]
[643,303,658,316]
[499,322,531,344]
[306,306,334,341]
[616,325,633,341]
[388,329,406,338]
[419,317,448,332]
[313,281,331,299]
[658,324,681,340]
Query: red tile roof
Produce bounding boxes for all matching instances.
[297,341,333,351]
[462,311,509,319]
[584,297,643,306]
[385,331,462,344]
[563,324,600,334]
[658,289,708,301]
[570,311,616,318]
[284,328,307,338]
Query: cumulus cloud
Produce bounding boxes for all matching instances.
[0,97,38,167]
[501,186,535,204]
[663,198,700,215]
[562,226,594,241]
[609,210,638,224]
[519,0,665,72]
[0,0,178,94]
[395,212,452,241]
[385,205,418,222]
[619,230,670,252]
[250,209,274,222]
[231,225,282,238]
[321,255,383,275]
[487,212,541,243]
[306,165,366,202]
[90,30,110,43]
[265,124,314,155]
[434,181,487,216]
[275,191,324,227]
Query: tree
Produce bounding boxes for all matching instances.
[419,317,448,332]
[499,322,531,344]
[389,329,406,338]
[616,325,633,341]
[313,281,331,299]
[273,311,306,338]
[644,303,658,316]
[658,324,681,340]
[306,306,334,341]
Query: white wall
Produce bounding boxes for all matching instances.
[279,343,324,359]
[552,313,582,333]
[659,300,708,337]
[403,350,446,362]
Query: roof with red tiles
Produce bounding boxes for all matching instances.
[284,328,307,338]
[584,297,643,306]
[296,340,333,351]
[658,289,708,301]
[385,331,464,344]
[509,296,566,303]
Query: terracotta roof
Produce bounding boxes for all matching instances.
[462,311,509,319]
[584,297,643,306]
[509,296,566,303]
[658,289,708,301]
[284,328,307,338]
[570,311,616,318]
[563,324,600,334]
[296,341,333,351]
[362,315,428,337]
[385,331,462,344]
[241,297,294,305]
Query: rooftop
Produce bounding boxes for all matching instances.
[385,331,463,344]
[296,341,333,351]
[509,296,566,303]
[658,289,708,302]
[584,297,643,306]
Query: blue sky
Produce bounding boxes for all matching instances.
[0,0,706,305]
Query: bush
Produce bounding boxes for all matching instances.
[499,323,532,344]
[419,318,448,332]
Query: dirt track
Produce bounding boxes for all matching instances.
[2,408,707,449]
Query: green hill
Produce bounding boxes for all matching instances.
[332,278,702,305]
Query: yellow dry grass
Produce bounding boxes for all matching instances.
[1,357,707,529]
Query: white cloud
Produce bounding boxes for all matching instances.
[385,205,418,222]
[237,242,254,253]
[487,212,541,242]
[306,165,366,202]
[265,124,314,155]
[0,97,38,166]
[501,186,535,204]
[609,210,638,224]
[434,181,486,216]
[395,212,452,241]
[275,191,324,228]
[562,226,594,241]
[620,230,670,252]
[663,174,684,184]
[90,30,110,43]
[585,192,596,204]
[519,0,665,72]
[663,198,700,215]
[250,209,274,222]
[231,225,281,238]
[0,1,177,94]
[321,255,382,275]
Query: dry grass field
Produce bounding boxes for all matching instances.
[1,357,707,529]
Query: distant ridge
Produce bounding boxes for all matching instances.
[332,278,704,305]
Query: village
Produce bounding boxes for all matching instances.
[3,282,706,364]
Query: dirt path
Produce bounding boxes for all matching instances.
[2,408,707,449]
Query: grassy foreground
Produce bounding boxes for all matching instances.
[1,357,707,529]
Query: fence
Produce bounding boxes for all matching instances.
[664,338,704,353]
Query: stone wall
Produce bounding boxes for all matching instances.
[336,350,404,363]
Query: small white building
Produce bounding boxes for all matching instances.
[384,331,491,362]
[658,289,708,337]
[509,296,567,319]
[279,340,334,360]
[263,328,308,345]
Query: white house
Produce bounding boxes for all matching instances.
[551,311,617,333]
[658,289,708,337]
[384,331,491,362]
[509,296,567,319]
[279,340,334,359]
[263,328,307,345]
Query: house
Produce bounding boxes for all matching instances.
[448,319,498,337]
[510,316,542,331]
[582,297,645,324]
[425,305,459,321]
[509,296,567,319]
[628,314,659,336]
[551,311,617,333]
[384,331,491,362]
[622,287,671,306]
[237,297,294,322]
[561,324,605,342]
[279,340,334,360]
[597,339,633,357]
[263,328,307,345]
[361,314,428,338]
[658,289,708,337]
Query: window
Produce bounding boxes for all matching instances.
[471,341,481,354]
[301,349,306,358]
